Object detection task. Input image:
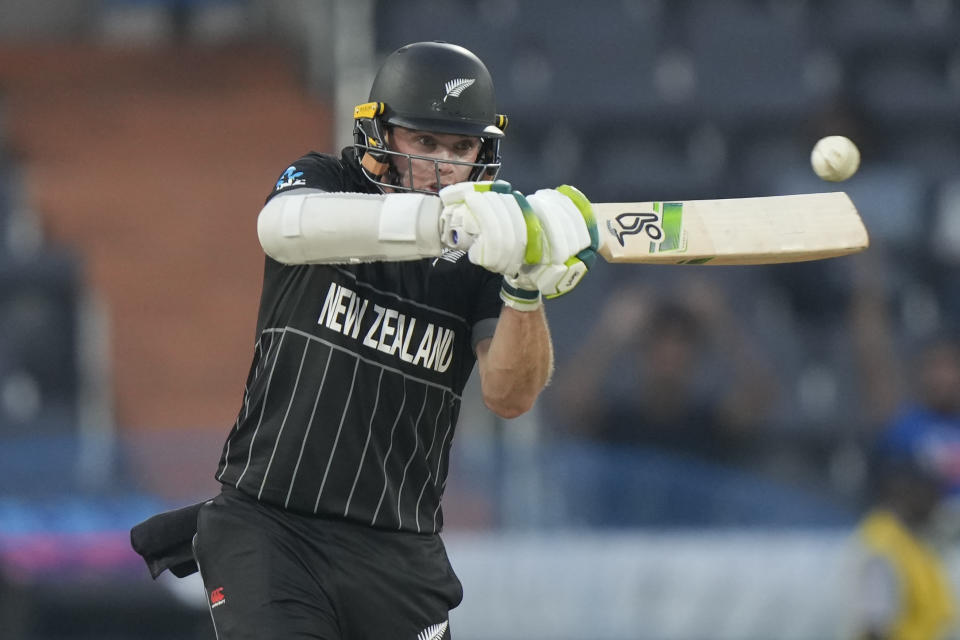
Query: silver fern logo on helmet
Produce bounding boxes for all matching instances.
[443,78,475,102]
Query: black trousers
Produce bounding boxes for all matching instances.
[192,486,462,639]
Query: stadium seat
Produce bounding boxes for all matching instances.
[375,0,683,125]
[815,0,960,60]
[503,1,671,121]
[683,2,832,127]
[588,124,728,202]
[374,0,488,55]
[853,55,960,128]
[886,130,960,185]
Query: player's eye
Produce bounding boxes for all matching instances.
[454,140,478,154]
[415,136,436,148]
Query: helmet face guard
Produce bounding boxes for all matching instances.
[353,42,508,194]
[353,105,505,193]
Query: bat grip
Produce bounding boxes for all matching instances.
[443,225,476,251]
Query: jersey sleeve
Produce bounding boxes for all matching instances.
[470,268,503,348]
[264,153,347,203]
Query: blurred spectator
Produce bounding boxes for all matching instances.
[842,248,960,639]
[548,276,780,466]
[848,249,960,497]
[846,437,956,640]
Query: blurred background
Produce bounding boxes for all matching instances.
[1,0,959,638]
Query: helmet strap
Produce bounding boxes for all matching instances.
[361,152,390,176]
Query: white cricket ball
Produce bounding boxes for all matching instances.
[811,135,860,182]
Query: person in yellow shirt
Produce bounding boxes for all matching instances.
[851,441,957,640]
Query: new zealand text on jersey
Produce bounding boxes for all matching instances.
[317,282,455,374]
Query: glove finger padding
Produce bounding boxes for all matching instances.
[463,190,524,275]
[438,180,544,276]
[523,185,599,298]
[527,189,589,260]
[557,185,600,253]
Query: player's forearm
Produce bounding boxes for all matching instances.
[257,189,445,264]
[479,307,553,419]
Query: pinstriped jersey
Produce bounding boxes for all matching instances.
[215,149,503,533]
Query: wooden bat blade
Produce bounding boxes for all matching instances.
[593,192,869,265]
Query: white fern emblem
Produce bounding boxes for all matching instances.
[417,620,449,640]
[443,78,475,101]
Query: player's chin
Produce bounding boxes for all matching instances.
[415,177,466,193]
[414,181,442,193]
[430,179,470,192]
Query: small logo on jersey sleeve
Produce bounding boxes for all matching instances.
[433,249,466,266]
[417,620,449,640]
[209,586,226,608]
[275,166,306,191]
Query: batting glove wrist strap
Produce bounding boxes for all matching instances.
[500,276,542,311]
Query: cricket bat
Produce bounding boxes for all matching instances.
[593,192,868,265]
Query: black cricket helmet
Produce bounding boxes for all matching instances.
[353,41,509,193]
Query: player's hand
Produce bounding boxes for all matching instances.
[506,185,599,299]
[438,181,543,278]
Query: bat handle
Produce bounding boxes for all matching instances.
[443,225,476,251]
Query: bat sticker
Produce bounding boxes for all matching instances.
[606,212,663,247]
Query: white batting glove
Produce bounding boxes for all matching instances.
[505,185,599,300]
[438,180,544,282]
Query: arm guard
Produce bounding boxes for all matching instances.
[256,189,445,264]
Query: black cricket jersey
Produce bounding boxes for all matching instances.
[215,148,503,533]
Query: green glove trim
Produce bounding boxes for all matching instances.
[471,180,512,193]
[511,191,544,265]
[576,248,598,269]
[543,256,589,299]
[500,277,542,311]
[556,184,599,251]
[501,277,539,299]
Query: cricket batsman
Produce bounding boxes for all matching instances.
[133,41,598,639]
